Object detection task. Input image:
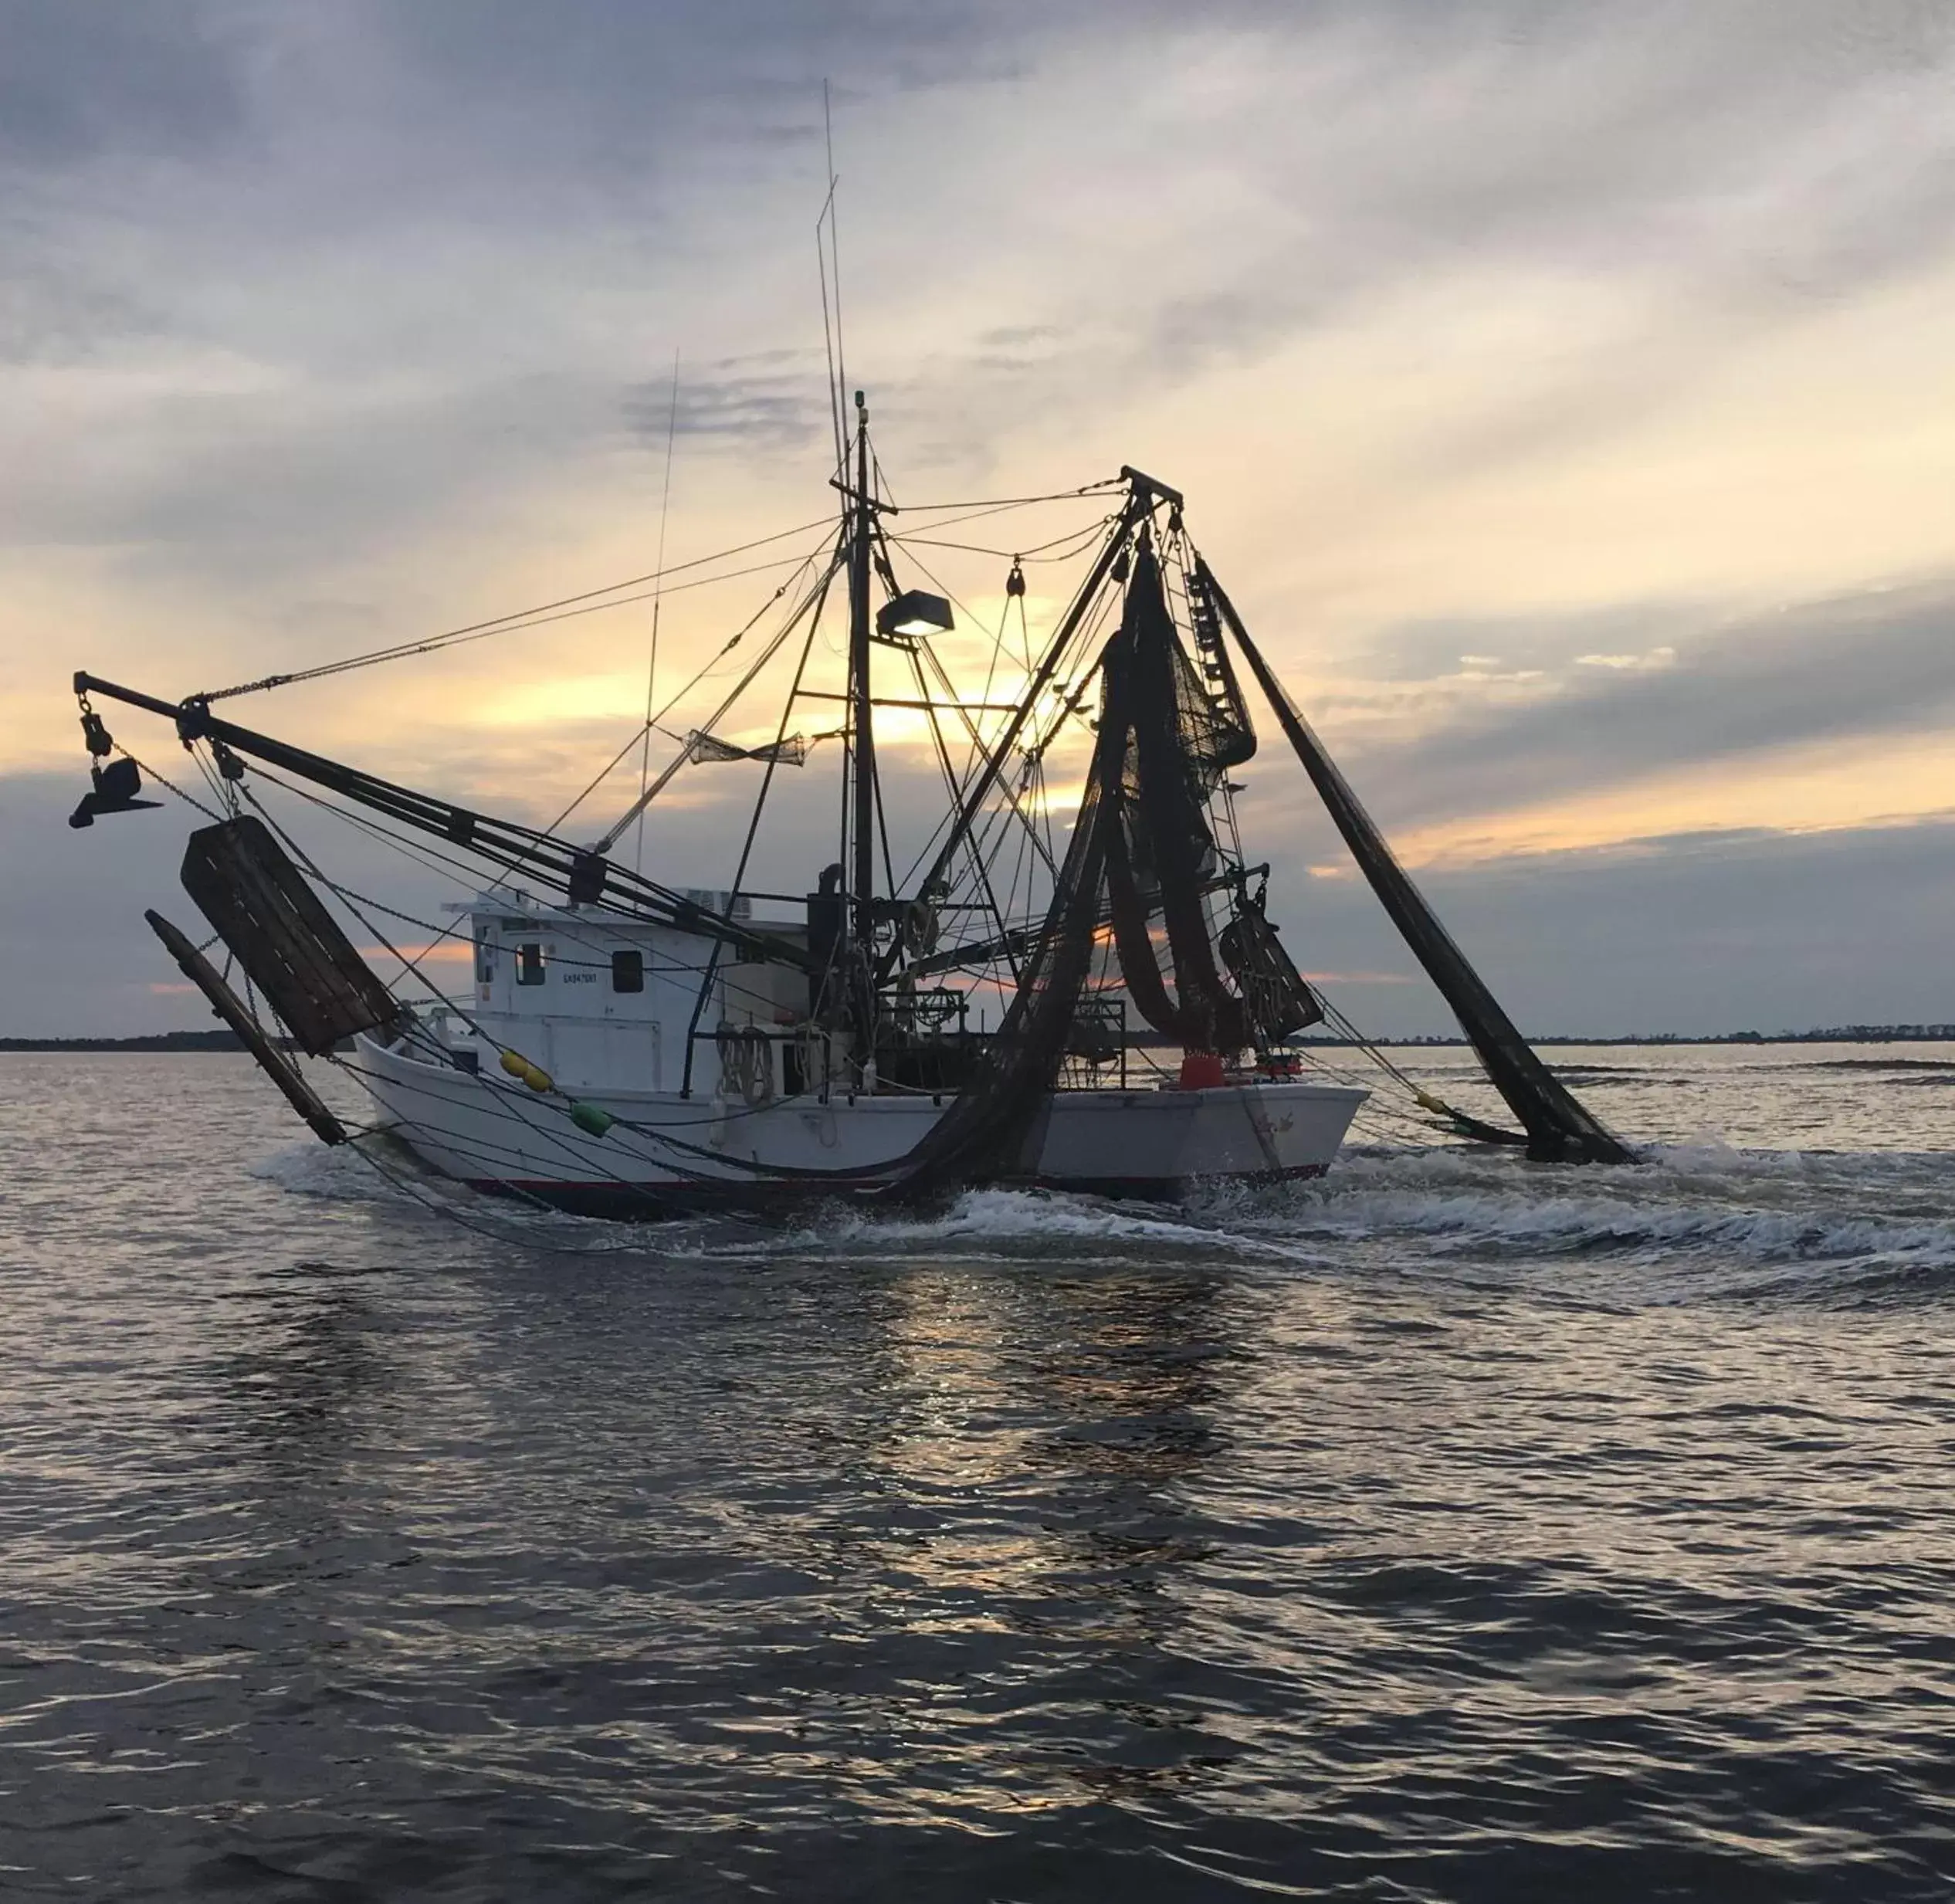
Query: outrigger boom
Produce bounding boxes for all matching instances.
[72,670,814,975]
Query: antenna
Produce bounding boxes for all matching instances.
[817,80,847,480]
[633,347,681,876]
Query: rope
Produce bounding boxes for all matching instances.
[889,481,1126,513]
[336,1129,674,1255]
[531,542,829,845]
[887,513,1120,564]
[199,488,1118,703]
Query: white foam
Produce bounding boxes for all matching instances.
[249,1138,413,1207]
[788,1186,1286,1255]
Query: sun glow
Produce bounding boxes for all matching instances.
[1390,727,1955,868]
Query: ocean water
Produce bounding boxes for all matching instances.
[2,1045,1952,1900]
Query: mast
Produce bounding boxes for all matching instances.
[847,389,876,945]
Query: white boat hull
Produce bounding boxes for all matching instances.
[350,1035,1365,1215]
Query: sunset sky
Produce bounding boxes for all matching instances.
[6,1,1955,1037]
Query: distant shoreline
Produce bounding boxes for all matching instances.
[0,1031,249,1052]
[1304,1025,1955,1049]
[4,1025,1953,1052]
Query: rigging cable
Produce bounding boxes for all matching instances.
[197,519,841,700]
[549,538,832,842]
[883,480,1126,513]
[588,536,846,855]
[887,513,1120,563]
[222,762,805,1025]
[211,786,771,1195]
[822,80,849,473]
[635,347,682,875]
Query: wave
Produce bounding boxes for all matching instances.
[1529,1062,1662,1079]
[1802,1056,1955,1073]
[1304,1184,1955,1267]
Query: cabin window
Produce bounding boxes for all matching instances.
[474,930,496,985]
[612,949,645,994]
[516,942,545,986]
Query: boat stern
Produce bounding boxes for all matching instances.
[1023,1078,1367,1199]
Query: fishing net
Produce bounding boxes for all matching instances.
[1198,557,1631,1164]
[1102,543,1249,1055]
[884,666,1127,1194]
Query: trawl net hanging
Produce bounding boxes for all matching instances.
[1196,557,1631,1165]
[886,669,1130,1197]
[1101,540,1247,1055]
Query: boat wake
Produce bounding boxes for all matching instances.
[249,1131,1955,1304]
[251,1133,418,1208]
[801,1186,1294,1259]
[1209,1143,1955,1304]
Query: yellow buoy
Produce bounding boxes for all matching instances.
[498,1049,552,1092]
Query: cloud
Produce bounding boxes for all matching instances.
[0,2,243,171]
[359,941,473,966]
[1300,576,1955,832]
[1409,812,1955,1036]
[625,355,832,452]
[1574,646,1674,670]
[1243,803,1955,1039]
[6,1,1955,1039]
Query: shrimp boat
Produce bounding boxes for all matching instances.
[70,393,1627,1217]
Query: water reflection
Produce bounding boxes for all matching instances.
[852,1261,1241,1806]
[204,1264,396,1463]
